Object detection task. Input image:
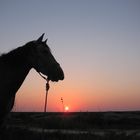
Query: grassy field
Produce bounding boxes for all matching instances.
[1,111,140,140]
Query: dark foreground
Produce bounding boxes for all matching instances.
[1,111,140,140]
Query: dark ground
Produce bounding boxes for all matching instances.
[1,111,140,140]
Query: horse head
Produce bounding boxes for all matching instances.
[29,34,64,82]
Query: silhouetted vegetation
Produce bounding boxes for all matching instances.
[1,111,140,140]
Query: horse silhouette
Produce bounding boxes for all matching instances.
[0,34,64,128]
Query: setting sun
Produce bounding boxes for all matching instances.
[65,106,69,112]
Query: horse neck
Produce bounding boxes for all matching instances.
[0,45,33,126]
[0,45,32,96]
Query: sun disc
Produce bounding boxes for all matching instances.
[65,106,69,111]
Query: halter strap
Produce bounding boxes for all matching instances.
[38,72,49,82]
[38,72,50,91]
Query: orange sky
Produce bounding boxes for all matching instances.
[13,68,140,112]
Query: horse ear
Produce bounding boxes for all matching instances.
[37,33,45,42]
[44,39,48,44]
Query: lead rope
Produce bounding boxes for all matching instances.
[38,72,50,112]
[44,80,50,112]
[38,72,50,140]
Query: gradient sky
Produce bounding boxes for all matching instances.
[0,0,140,112]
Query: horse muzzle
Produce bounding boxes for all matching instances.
[48,65,64,82]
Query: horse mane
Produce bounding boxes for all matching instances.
[0,42,34,66]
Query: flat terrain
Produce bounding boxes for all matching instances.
[1,111,140,140]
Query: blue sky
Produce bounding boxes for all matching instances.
[0,0,140,111]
